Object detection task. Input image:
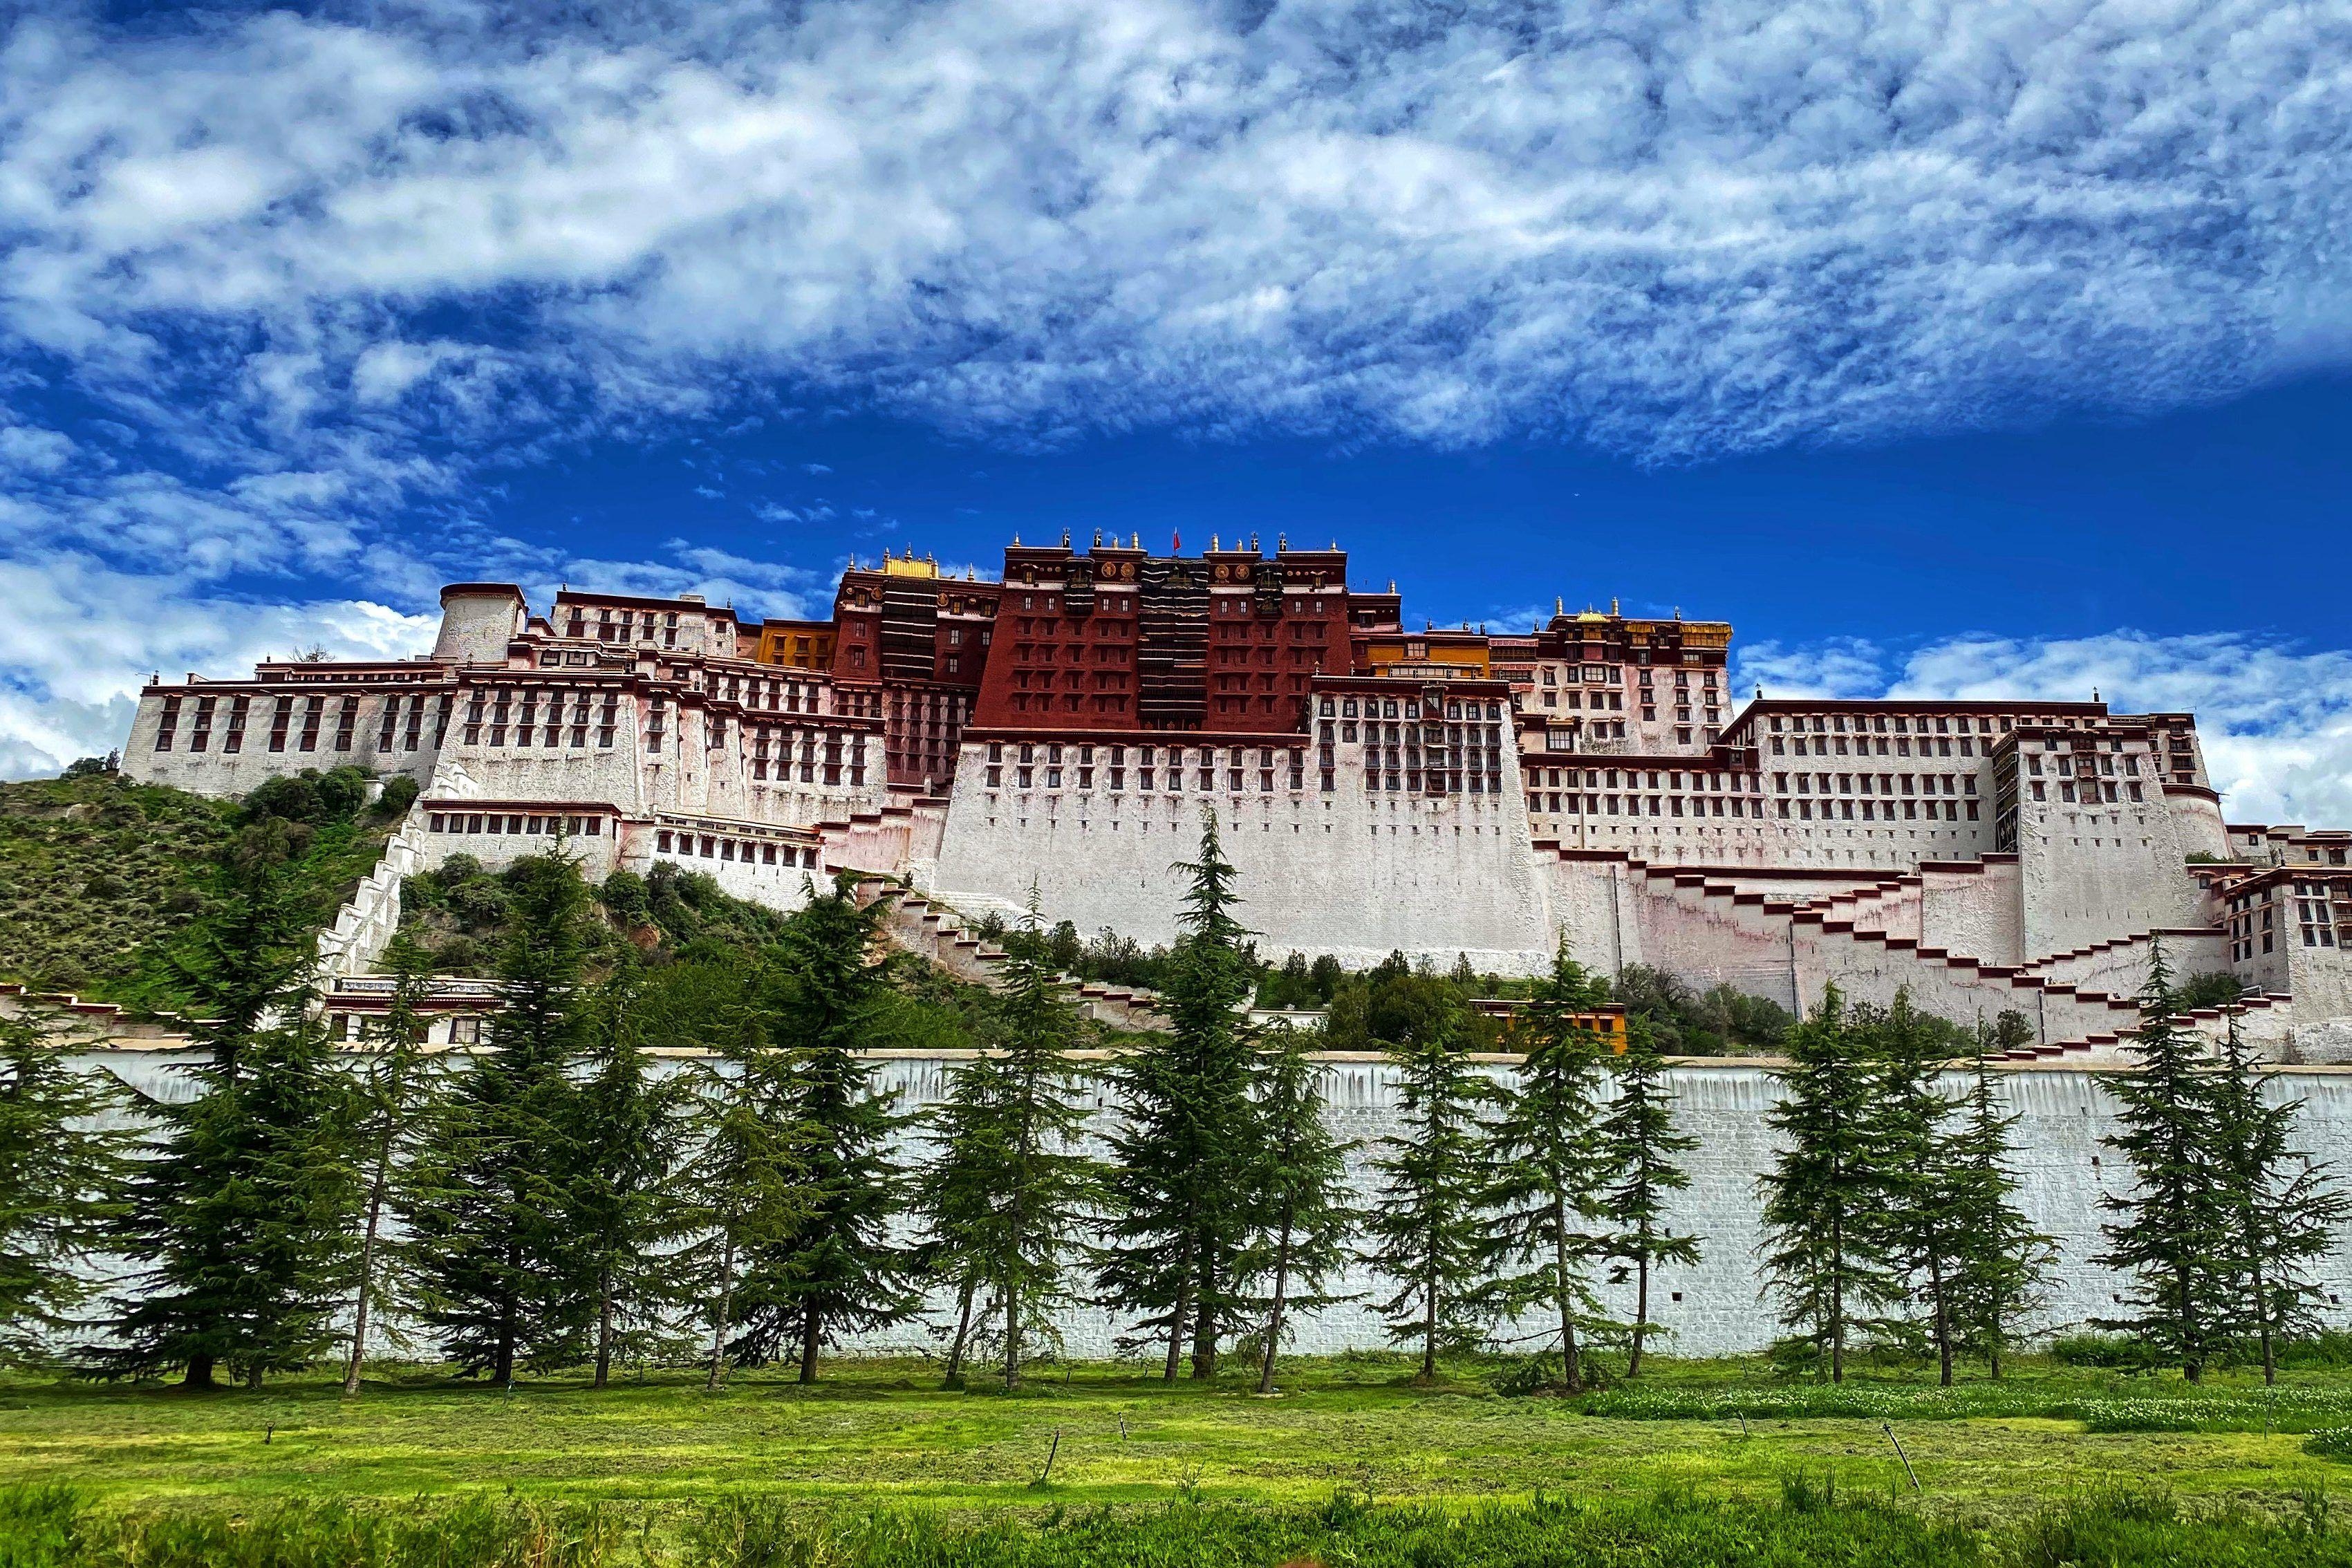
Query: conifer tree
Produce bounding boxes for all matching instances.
[403,855,597,1381]
[96,814,356,1386]
[1757,987,1901,1383]
[939,892,1102,1390]
[1364,977,1498,1383]
[1485,944,1612,1391]
[2096,944,2237,1381]
[1098,809,1260,1379]
[1863,991,1975,1382]
[915,1049,999,1388]
[1596,1011,1699,1377]
[1247,1021,1356,1394]
[340,934,438,1396]
[0,1004,126,1364]
[2210,1010,2347,1384]
[734,875,917,1381]
[575,973,692,1388]
[1945,1012,2050,1379]
[664,960,810,1392]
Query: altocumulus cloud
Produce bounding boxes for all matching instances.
[1737,631,2352,828]
[2,0,2351,795]
[7,0,2349,456]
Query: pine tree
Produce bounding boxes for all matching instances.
[1596,1012,1699,1377]
[2210,1010,2348,1384]
[1097,809,1259,1379]
[0,1003,127,1364]
[665,961,810,1393]
[1247,1021,1356,1394]
[403,855,598,1381]
[940,892,1102,1390]
[95,815,356,1386]
[734,875,918,1381]
[1757,987,1901,1383]
[1867,995,1976,1385]
[1485,944,1612,1391]
[575,972,692,1388]
[914,1045,1002,1388]
[340,934,438,1396]
[1945,1012,2051,1380]
[1364,976,1498,1383]
[2096,942,2237,1381]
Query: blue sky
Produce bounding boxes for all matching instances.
[3,1,2351,821]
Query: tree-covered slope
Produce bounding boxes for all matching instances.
[0,766,403,1008]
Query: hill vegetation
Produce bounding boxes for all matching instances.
[0,766,402,1008]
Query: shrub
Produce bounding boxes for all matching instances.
[2306,1428,2352,1462]
[2051,1332,2167,1372]
[599,868,650,926]
[375,773,421,818]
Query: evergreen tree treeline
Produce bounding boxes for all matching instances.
[9,781,2342,1390]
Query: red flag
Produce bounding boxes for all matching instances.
[1171,529,1181,554]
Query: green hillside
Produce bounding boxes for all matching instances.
[0,771,234,1003]
[0,766,402,1009]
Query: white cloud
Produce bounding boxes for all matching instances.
[0,552,438,776]
[1737,628,2352,826]
[0,0,2345,465]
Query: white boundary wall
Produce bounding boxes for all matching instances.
[74,1050,2352,1362]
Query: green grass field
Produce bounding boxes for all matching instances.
[5,1353,2346,1519]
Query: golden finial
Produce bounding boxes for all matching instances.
[1612,596,1620,615]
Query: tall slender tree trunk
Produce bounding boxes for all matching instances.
[1163,1264,1193,1383]
[1004,1281,1023,1390]
[1421,1251,1439,1383]
[944,1278,975,1387]
[2252,1250,2277,1386]
[495,1290,517,1386]
[2176,1262,2200,1383]
[705,1235,737,1392]
[1192,1247,1220,1379]
[799,1305,822,1383]
[1928,1250,1952,1388]
[1629,1247,1650,1378]
[594,1263,615,1389]
[1551,1197,1585,1392]
[1829,1264,1845,1385]
[344,1144,393,1397]
[1258,1211,1294,1395]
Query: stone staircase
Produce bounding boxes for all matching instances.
[850,877,1169,1031]
[1552,850,2157,1057]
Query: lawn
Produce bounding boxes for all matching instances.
[5,1353,2346,1521]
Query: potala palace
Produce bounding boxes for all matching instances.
[122,536,2352,1063]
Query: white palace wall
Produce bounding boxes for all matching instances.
[75,1048,2352,1361]
[928,743,1556,973]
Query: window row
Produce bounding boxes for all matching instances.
[462,689,622,749]
[427,811,606,837]
[154,691,451,756]
[1533,794,1762,819]
[1320,695,1505,722]
[653,829,821,869]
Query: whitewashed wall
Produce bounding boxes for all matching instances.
[75,1050,2352,1363]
